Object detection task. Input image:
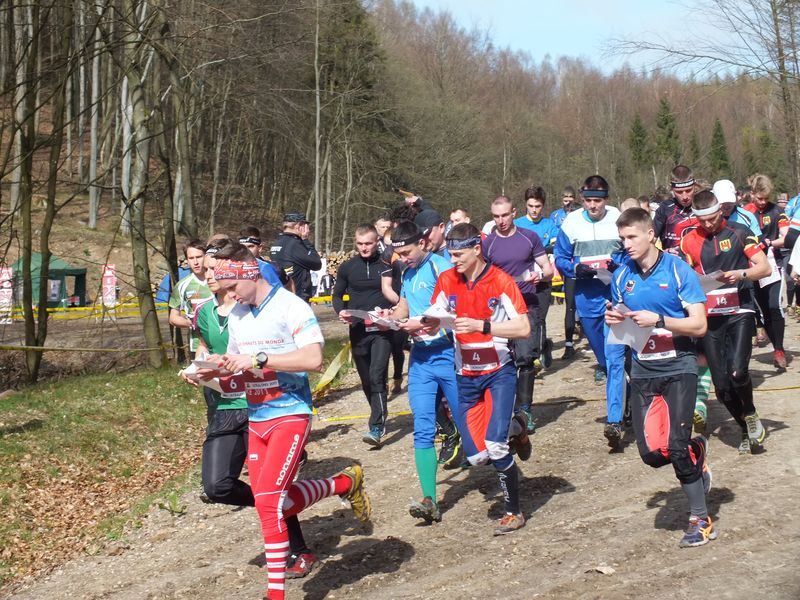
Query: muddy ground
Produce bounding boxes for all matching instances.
[4,304,800,599]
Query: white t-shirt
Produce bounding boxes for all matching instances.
[227,286,324,422]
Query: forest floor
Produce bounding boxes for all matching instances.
[4,304,800,600]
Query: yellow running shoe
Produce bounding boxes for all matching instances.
[338,464,372,523]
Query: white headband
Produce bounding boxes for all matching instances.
[692,202,721,217]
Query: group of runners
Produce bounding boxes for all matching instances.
[167,168,800,599]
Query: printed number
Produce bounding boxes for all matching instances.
[717,296,727,305]
[472,352,481,362]
[228,379,238,390]
[647,339,657,350]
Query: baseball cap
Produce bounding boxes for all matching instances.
[712,180,737,204]
[414,209,444,235]
[283,212,309,223]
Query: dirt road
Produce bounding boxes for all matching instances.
[5,305,800,599]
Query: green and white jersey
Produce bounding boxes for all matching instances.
[169,273,212,352]
[195,299,247,410]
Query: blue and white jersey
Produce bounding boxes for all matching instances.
[729,206,762,239]
[257,257,284,287]
[401,252,452,347]
[226,286,324,422]
[554,207,624,317]
[514,215,558,249]
[611,251,706,377]
[550,207,575,229]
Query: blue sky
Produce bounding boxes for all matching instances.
[409,0,701,73]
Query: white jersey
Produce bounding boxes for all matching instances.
[227,286,324,422]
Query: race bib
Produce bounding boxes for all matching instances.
[219,370,282,403]
[460,344,500,371]
[638,329,677,361]
[580,257,610,270]
[706,288,740,315]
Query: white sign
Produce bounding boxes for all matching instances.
[102,264,117,307]
[0,267,12,324]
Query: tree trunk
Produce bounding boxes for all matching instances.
[88,0,103,229]
[770,0,800,189]
[313,0,321,247]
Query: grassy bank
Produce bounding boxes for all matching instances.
[0,336,351,589]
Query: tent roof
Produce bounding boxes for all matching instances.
[11,252,87,276]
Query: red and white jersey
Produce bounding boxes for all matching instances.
[430,264,527,376]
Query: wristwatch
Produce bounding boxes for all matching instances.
[741,270,748,281]
[255,351,269,368]
[482,320,491,335]
[655,315,665,329]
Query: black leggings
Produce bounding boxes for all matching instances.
[563,276,577,343]
[535,283,552,348]
[630,373,704,484]
[698,312,757,428]
[350,324,392,431]
[201,408,310,554]
[754,279,785,351]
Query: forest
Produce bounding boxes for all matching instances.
[1,0,799,378]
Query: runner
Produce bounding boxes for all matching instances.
[379,220,464,523]
[514,186,559,368]
[679,190,771,454]
[550,185,580,359]
[376,216,407,395]
[199,241,372,600]
[333,224,394,447]
[239,225,288,288]
[483,195,553,434]
[270,212,322,302]
[606,207,714,547]
[743,174,790,370]
[424,222,532,535]
[554,176,627,448]
[653,165,696,252]
[169,238,212,356]
[185,241,318,579]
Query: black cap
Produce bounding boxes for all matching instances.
[283,212,309,223]
[414,209,444,235]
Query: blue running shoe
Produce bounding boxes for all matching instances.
[679,515,717,548]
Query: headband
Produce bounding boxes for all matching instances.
[214,259,261,281]
[582,189,608,198]
[239,236,261,246]
[671,178,695,190]
[390,231,423,248]
[446,235,482,250]
[205,247,220,256]
[692,202,721,217]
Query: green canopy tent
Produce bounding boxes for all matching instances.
[11,252,88,308]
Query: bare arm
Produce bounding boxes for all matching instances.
[453,313,530,339]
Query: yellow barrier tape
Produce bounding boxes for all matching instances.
[312,341,352,401]
[320,409,412,423]
[309,295,348,304]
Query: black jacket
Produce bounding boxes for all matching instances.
[332,252,393,316]
[270,232,322,302]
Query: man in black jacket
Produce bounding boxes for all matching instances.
[333,223,394,447]
[270,212,322,302]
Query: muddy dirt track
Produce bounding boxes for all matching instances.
[4,305,800,600]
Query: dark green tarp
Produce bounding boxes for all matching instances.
[11,252,88,307]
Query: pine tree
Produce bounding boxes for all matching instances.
[709,118,732,179]
[688,130,704,171]
[655,98,682,165]
[628,114,651,169]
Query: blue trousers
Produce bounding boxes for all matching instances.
[456,362,517,471]
[407,344,460,449]
[581,314,626,423]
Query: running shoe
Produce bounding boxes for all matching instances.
[738,433,752,455]
[756,330,768,346]
[679,515,717,548]
[542,338,554,369]
[493,513,526,536]
[744,412,766,445]
[509,413,532,461]
[362,427,383,448]
[561,345,576,360]
[285,553,318,579]
[409,496,442,523]
[338,464,372,522]
[391,378,403,395]
[603,422,624,450]
[774,350,787,371]
[594,367,606,385]
[693,409,707,437]
[438,432,463,469]
[520,406,536,434]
